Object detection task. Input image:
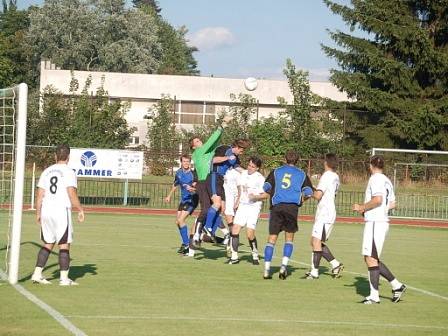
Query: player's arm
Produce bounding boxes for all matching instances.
[301,174,314,202]
[164,185,177,202]
[67,187,85,222]
[353,195,382,214]
[199,128,223,155]
[35,188,44,225]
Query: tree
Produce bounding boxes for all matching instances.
[132,0,161,14]
[26,0,162,74]
[146,95,178,174]
[322,0,448,151]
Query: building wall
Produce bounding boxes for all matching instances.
[39,61,349,146]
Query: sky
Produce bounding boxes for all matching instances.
[18,0,351,81]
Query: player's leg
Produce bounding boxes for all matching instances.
[195,180,211,242]
[176,209,191,254]
[246,205,260,265]
[278,204,299,280]
[32,210,56,284]
[263,206,282,279]
[307,221,324,279]
[57,210,77,286]
[362,221,380,303]
[203,173,222,235]
[320,223,343,278]
[32,242,54,284]
[228,223,242,264]
[279,231,295,280]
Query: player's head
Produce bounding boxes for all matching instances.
[369,155,384,172]
[247,156,262,174]
[189,136,202,150]
[180,154,191,169]
[324,153,338,171]
[55,144,70,162]
[232,139,250,155]
[285,150,299,165]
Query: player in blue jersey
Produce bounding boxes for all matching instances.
[202,139,250,238]
[250,150,314,280]
[165,155,199,255]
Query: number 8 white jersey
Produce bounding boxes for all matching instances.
[37,163,77,209]
[364,172,395,222]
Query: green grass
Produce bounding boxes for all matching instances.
[1,212,448,335]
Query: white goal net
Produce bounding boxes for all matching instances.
[0,83,28,284]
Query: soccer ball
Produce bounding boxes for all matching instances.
[244,77,258,91]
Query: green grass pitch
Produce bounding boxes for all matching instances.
[1,212,447,336]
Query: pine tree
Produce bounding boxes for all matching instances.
[322,0,448,150]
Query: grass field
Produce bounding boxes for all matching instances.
[1,212,448,336]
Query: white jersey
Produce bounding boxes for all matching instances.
[237,170,265,206]
[315,170,339,224]
[224,168,240,194]
[38,163,77,209]
[363,172,395,222]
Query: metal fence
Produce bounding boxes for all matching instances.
[16,178,448,221]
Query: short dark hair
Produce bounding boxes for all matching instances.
[180,154,191,162]
[56,144,70,161]
[370,155,385,169]
[232,138,250,149]
[325,153,338,170]
[189,136,201,150]
[249,156,262,168]
[285,150,299,165]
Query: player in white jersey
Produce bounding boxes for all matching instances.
[31,144,85,286]
[228,157,265,265]
[305,153,344,279]
[353,155,406,304]
[222,168,240,254]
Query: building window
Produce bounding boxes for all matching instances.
[129,136,140,146]
[174,101,216,125]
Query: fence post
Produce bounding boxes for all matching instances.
[123,179,129,206]
[30,162,36,210]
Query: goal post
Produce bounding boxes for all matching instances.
[0,83,28,284]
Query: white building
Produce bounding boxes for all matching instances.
[39,61,349,147]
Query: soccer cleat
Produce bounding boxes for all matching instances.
[227,258,240,265]
[59,279,78,286]
[31,275,51,285]
[362,297,380,304]
[252,258,260,266]
[392,284,407,303]
[331,263,344,278]
[304,271,319,280]
[279,267,289,280]
[263,270,272,280]
[177,244,188,254]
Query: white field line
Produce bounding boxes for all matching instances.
[65,314,448,330]
[0,269,87,336]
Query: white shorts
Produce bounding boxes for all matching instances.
[224,187,238,217]
[362,221,389,258]
[233,203,261,230]
[41,206,73,244]
[311,221,334,241]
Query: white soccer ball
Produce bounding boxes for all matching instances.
[244,77,258,91]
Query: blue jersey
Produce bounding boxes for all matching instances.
[263,164,313,207]
[174,169,197,203]
[211,145,240,176]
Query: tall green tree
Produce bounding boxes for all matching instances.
[322,0,448,150]
[132,0,161,14]
[26,0,162,75]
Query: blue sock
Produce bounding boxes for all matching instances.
[282,242,294,267]
[204,206,218,230]
[179,226,189,245]
[211,215,222,235]
[264,243,274,262]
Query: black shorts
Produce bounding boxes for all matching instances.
[205,173,225,201]
[269,203,299,235]
[178,194,199,215]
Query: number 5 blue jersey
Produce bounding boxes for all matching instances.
[263,165,313,206]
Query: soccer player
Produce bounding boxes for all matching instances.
[189,116,231,254]
[202,139,250,237]
[250,150,313,280]
[305,153,344,279]
[223,167,241,255]
[31,144,85,286]
[353,155,406,304]
[164,155,198,255]
[228,157,265,265]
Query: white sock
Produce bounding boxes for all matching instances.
[220,227,229,235]
[252,252,259,260]
[390,278,402,290]
[264,261,271,272]
[281,256,289,267]
[368,288,380,302]
[310,268,319,277]
[188,249,195,257]
[33,266,43,278]
[310,253,317,272]
[231,250,238,260]
[60,270,69,281]
[330,259,340,269]
[193,233,200,241]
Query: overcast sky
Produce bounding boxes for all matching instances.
[18,0,352,81]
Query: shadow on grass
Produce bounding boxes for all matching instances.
[345,276,370,297]
[51,263,98,281]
